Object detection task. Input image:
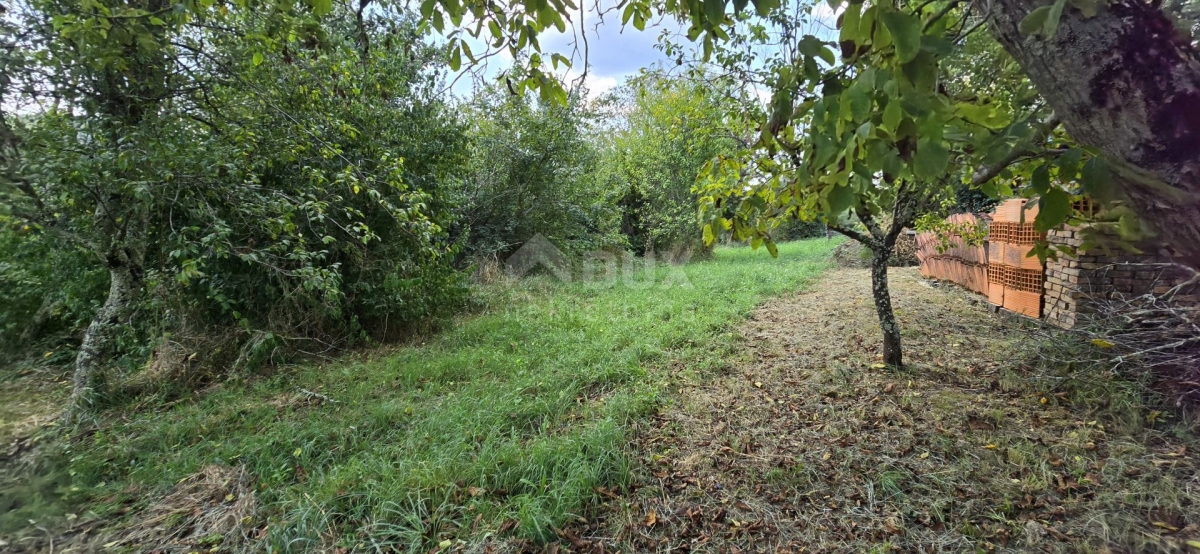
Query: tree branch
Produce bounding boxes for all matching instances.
[856,207,885,243]
[828,222,877,248]
[969,115,1062,187]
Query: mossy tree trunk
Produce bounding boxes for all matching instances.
[829,183,924,369]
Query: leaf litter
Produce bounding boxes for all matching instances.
[555,268,1200,553]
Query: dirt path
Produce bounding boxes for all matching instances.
[571,268,1200,553]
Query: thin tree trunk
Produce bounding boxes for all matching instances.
[984,0,1200,267]
[66,199,147,423]
[870,247,903,368]
[67,262,140,422]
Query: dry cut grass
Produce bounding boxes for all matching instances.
[105,464,258,553]
[565,268,1200,553]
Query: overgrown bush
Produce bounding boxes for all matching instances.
[774,218,828,241]
[831,234,918,268]
[0,224,105,359]
[452,84,622,260]
[595,71,744,254]
[1,8,470,393]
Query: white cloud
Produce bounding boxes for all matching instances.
[441,1,674,99]
[581,74,620,99]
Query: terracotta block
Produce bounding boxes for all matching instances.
[1003,243,1044,270]
[987,243,1006,265]
[988,282,1005,306]
[1003,290,1042,317]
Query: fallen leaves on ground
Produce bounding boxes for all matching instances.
[554,268,1200,553]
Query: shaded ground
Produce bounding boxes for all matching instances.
[566,268,1200,553]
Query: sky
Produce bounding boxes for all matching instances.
[443,1,842,101]
[444,6,681,100]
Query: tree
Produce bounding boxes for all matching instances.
[3,1,468,421]
[418,0,1199,271]
[689,2,1057,368]
[594,69,747,253]
[453,82,618,259]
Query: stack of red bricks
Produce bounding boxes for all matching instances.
[1044,227,1197,328]
[916,213,988,294]
[986,199,1044,318]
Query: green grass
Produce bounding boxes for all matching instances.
[30,239,835,550]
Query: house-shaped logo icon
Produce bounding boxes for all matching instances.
[505,234,572,281]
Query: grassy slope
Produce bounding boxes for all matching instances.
[44,239,835,550]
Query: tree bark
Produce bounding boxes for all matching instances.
[66,200,147,424]
[870,246,903,368]
[984,0,1200,267]
[67,261,140,422]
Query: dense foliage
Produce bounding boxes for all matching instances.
[453,83,620,259]
[595,70,747,254]
[1,3,475,415]
[0,1,751,419]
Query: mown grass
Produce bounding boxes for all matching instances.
[12,239,835,551]
[598,268,1200,553]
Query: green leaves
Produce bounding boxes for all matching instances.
[1036,187,1071,232]
[882,100,903,132]
[954,103,1009,130]
[448,43,462,71]
[913,138,949,180]
[1019,6,1051,35]
[752,0,781,17]
[1067,0,1100,17]
[704,0,726,24]
[1019,0,1067,38]
[310,0,333,16]
[825,183,857,215]
[798,35,834,65]
[880,10,921,63]
[1080,156,1113,200]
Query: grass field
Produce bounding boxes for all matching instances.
[0,239,836,551]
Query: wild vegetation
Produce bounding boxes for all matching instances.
[1,0,1199,551]
[1,240,836,551]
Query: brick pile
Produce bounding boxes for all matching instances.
[987,199,1044,318]
[1043,228,1197,329]
[920,198,1198,328]
[916,213,988,294]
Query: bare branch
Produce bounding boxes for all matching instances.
[828,222,877,248]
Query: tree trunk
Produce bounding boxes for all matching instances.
[66,198,148,424]
[984,0,1200,268]
[66,261,140,423]
[870,247,903,368]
